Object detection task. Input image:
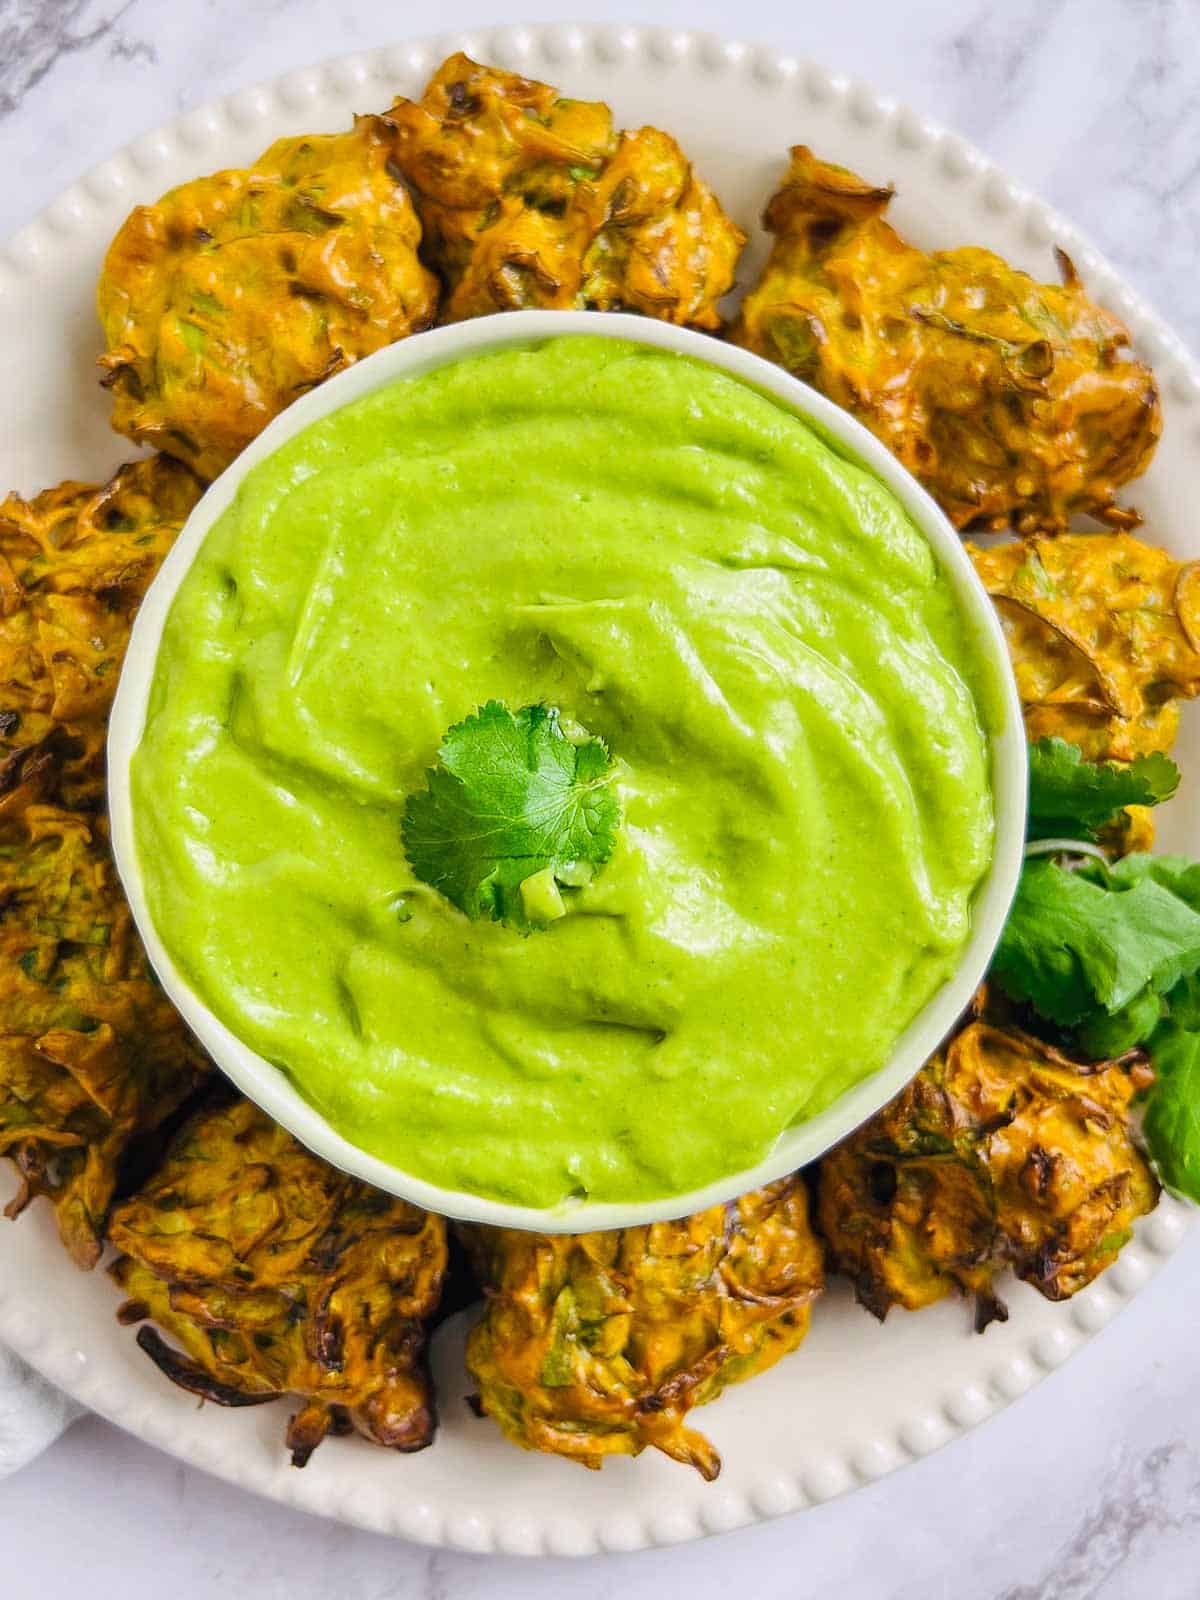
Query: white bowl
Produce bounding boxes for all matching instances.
[108,309,1027,1232]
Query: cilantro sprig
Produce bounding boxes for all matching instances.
[1143,1022,1200,1199]
[1027,738,1179,841]
[991,856,1200,1029]
[401,701,620,932]
[988,739,1200,1200]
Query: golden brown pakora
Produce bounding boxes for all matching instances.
[817,1016,1158,1330]
[463,1176,823,1479]
[0,457,208,1266]
[381,53,745,327]
[970,532,1200,761]
[0,455,203,812]
[110,1097,448,1466]
[731,146,1161,533]
[0,799,208,1267]
[97,121,440,479]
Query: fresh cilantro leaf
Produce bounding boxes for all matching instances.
[1143,1020,1200,1202]
[990,857,1200,1027]
[1084,851,1200,910]
[1076,986,1164,1059]
[401,701,620,932]
[1166,972,1200,1030]
[1027,738,1179,842]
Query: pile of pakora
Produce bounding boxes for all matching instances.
[0,49,1191,1483]
[0,457,208,1268]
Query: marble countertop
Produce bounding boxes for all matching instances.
[2,1,1200,1596]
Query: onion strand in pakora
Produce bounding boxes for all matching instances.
[380,53,745,328]
[110,1097,448,1466]
[98,121,440,479]
[463,1176,823,1479]
[817,1013,1158,1329]
[731,146,1161,533]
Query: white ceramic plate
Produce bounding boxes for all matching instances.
[0,20,1194,1559]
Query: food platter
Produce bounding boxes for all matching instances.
[0,20,1195,1557]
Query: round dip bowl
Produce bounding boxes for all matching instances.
[108,310,1028,1233]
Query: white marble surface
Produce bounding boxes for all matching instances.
[2,0,1200,1595]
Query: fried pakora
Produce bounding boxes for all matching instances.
[110,1097,448,1465]
[380,53,744,327]
[97,122,440,479]
[0,455,203,812]
[817,1016,1158,1329]
[970,532,1200,761]
[463,1176,823,1479]
[0,457,208,1266]
[0,799,208,1267]
[731,146,1160,533]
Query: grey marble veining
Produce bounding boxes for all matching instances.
[1,2,1199,1596]
[0,0,151,118]
[932,0,1200,352]
[997,1442,1200,1600]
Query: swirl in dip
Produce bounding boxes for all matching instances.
[132,336,996,1207]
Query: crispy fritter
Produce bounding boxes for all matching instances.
[110,1098,448,1466]
[0,456,203,811]
[463,1176,823,1479]
[98,122,440,479]
[730,146,1161,533]
[0,458,207,1265]
[817,1018,1158,1329]
[0,801,208,1267]
[381,53,745,327]
[970,532,1200,761]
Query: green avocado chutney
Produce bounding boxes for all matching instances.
[132,335,996,1208]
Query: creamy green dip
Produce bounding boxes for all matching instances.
[132,336,995,1207]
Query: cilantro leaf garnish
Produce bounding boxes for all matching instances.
[1143,1021,1200,1201]
[1086,851,1200,909]
[991,857,1200,1028]
[401,701,620,931]
[1027,738,1179,841]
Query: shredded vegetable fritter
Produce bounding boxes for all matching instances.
[0,458,207,1266]
[110,1097,448,1465]
[98,122,439,479]
[0,456,203,811]
[0,801,208,1266]
[731,146,1161,533]
[463,1176,823,1479]
[817,1014,1158,1329]
[970,532,1200,761]
[381,53,744,327]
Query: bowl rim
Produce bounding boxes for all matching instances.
[108,308,1028,1231]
